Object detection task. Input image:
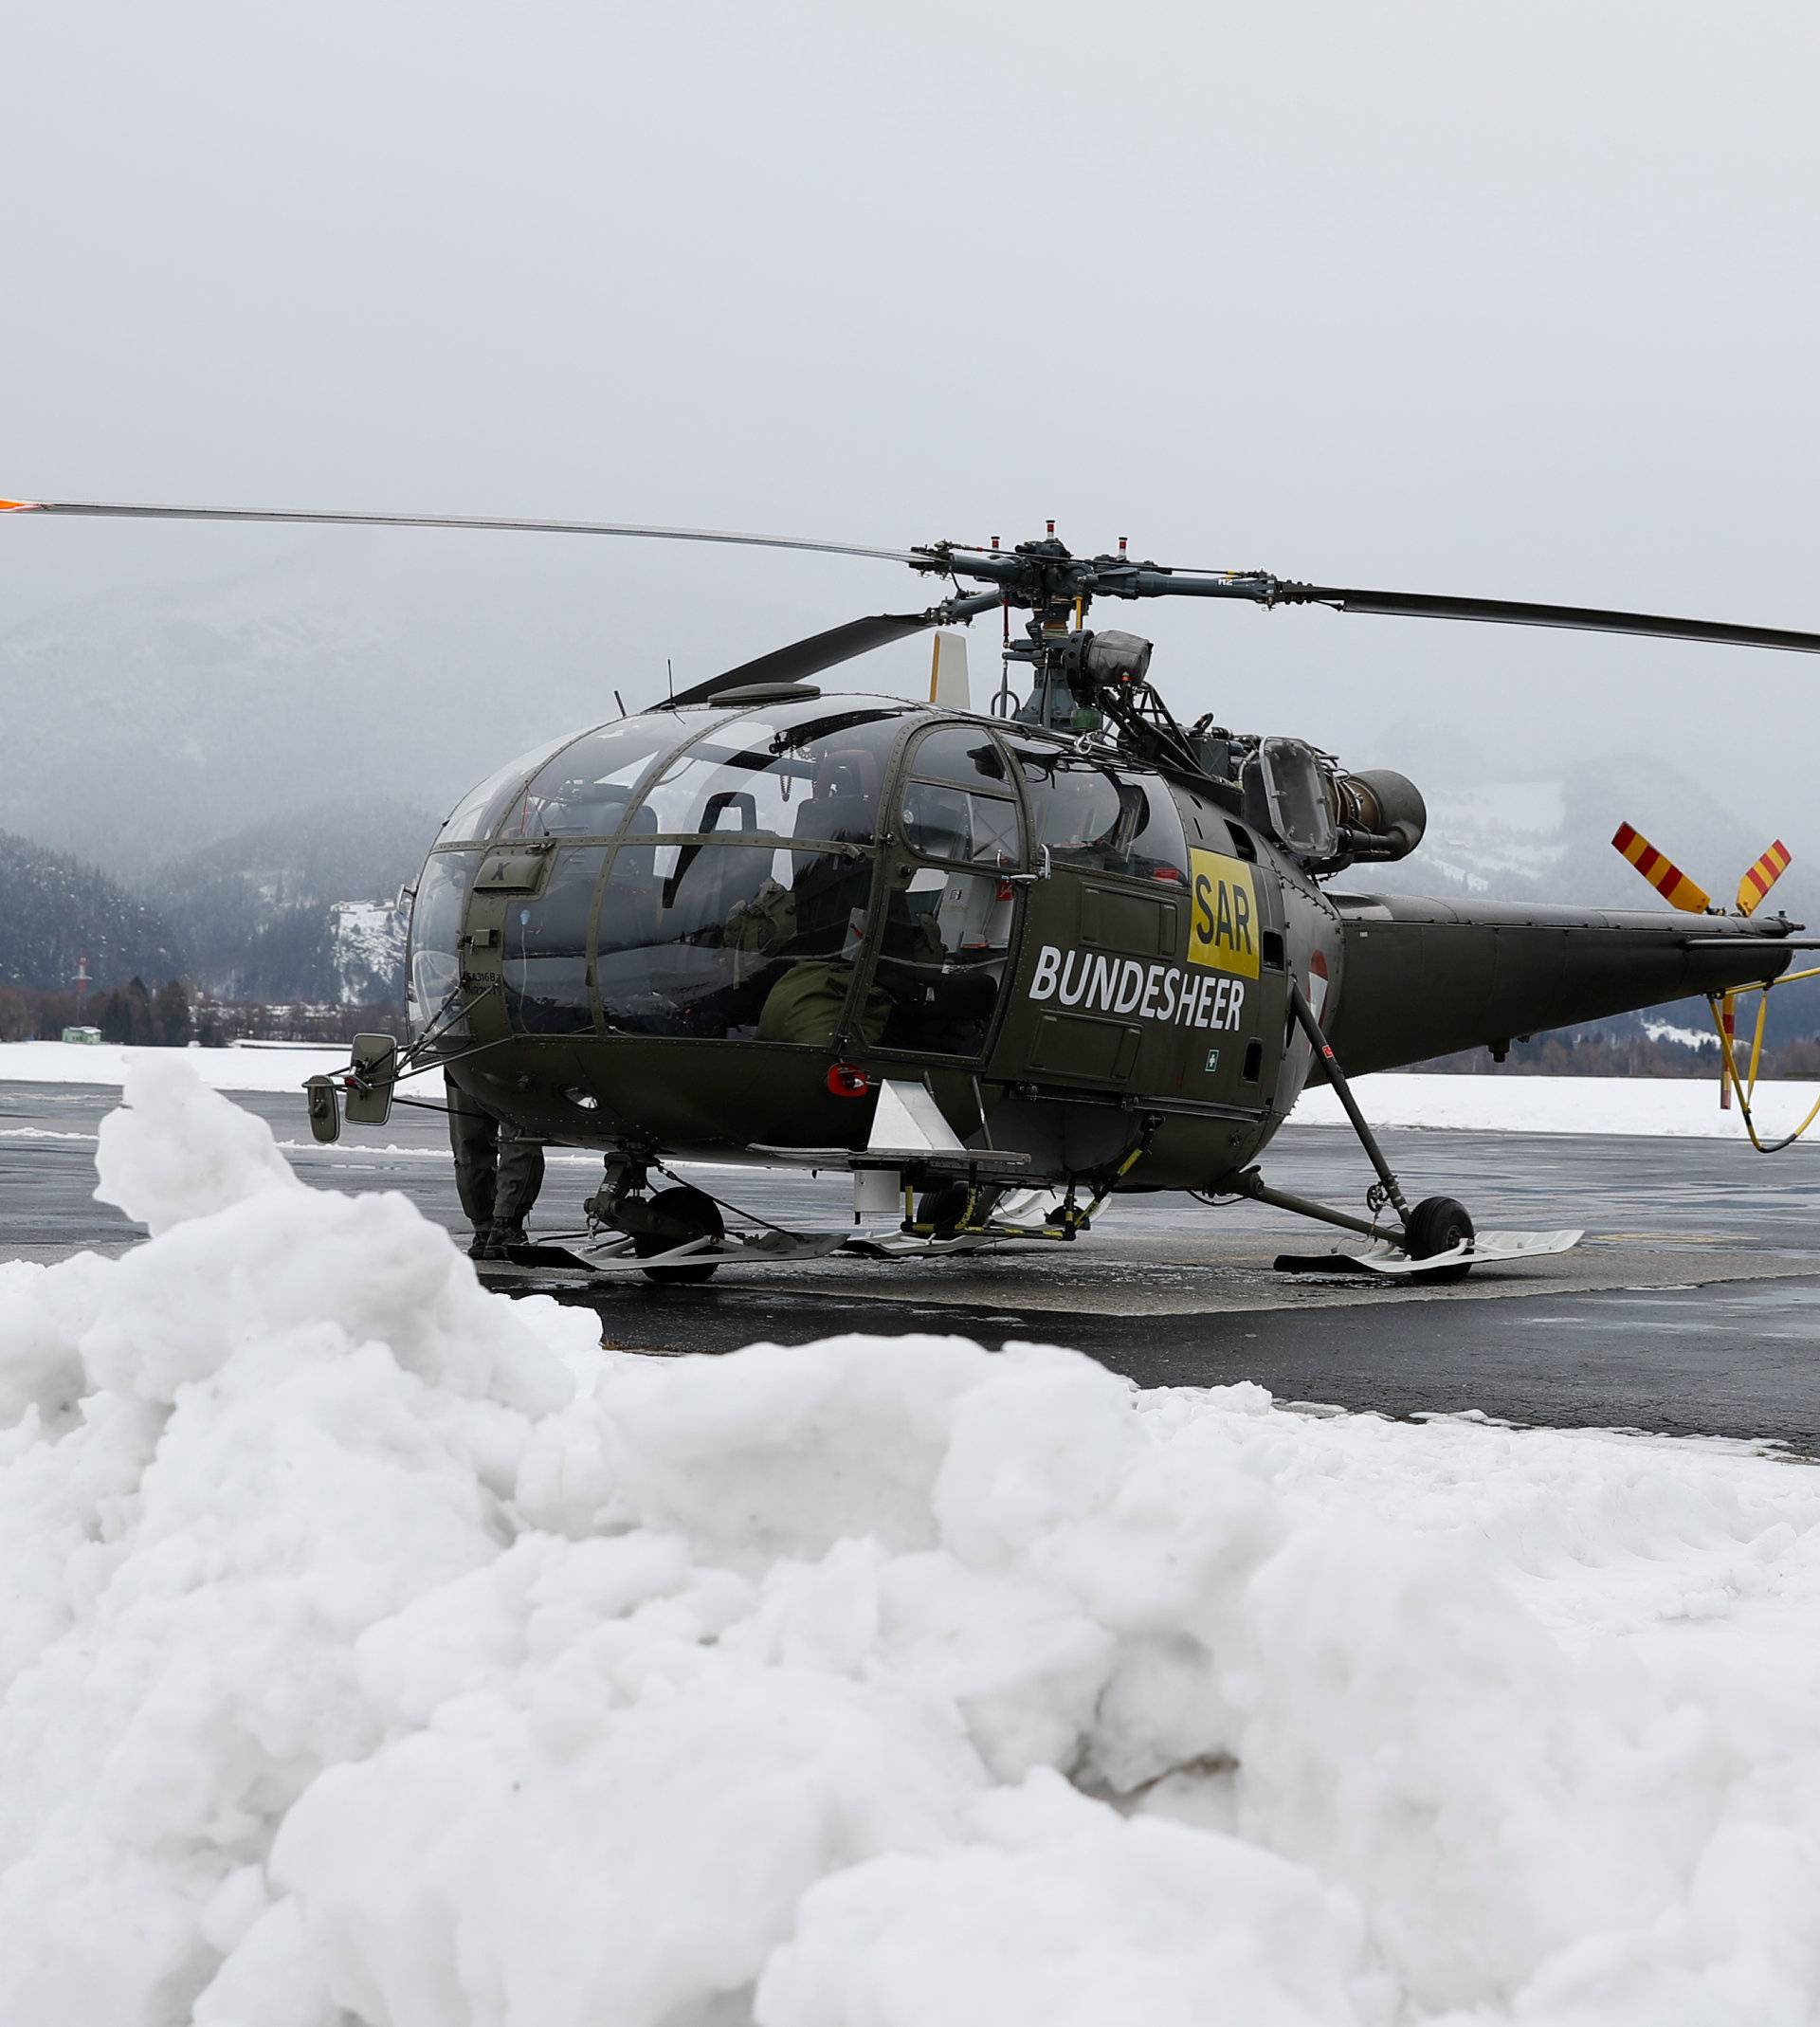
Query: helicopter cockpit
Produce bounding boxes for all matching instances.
[410,695,1046,1062]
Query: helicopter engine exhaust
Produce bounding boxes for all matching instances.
[1332,767,1426,864]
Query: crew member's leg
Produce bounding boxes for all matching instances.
[446,1074,500,1257]
[490,1126,546,1253]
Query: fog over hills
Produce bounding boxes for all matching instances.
[149,795,432,1003]
[0,540,670,870]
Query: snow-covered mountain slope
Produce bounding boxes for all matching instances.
[1365,753,1811,922]
[329,900,408,1005]
[147,797,429,1004]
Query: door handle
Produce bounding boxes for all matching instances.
[1001,846,1052,886]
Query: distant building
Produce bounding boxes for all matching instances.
[61,1025,103,1045]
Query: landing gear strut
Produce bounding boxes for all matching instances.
[1237,976,1481,1279]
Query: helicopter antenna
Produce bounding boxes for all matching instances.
[665,658,674,705]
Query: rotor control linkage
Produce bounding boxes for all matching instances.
[1286,974,1412,1229]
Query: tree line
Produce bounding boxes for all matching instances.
[0,981,406,1047]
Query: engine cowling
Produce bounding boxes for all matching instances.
[1332,768,1426,863]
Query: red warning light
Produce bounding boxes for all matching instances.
[826,1062,872,1098]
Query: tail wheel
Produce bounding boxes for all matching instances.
[634,1185,724,1284]
[1405,1196,1474,1281]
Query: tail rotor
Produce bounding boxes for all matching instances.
[1611,822,1811,1127]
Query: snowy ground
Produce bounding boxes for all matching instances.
[6,1061,1820,2025]
[0,1039,349,1093]
[1292,1069,1820,1141]
[6,1039,1818,1142]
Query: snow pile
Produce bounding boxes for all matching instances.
[7,1063,1820,2024]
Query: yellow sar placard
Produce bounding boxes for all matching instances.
[1188,848,1260,977]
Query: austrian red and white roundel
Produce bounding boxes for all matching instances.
[1307,948,1332,1024]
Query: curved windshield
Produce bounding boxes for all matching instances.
[500,715,710,841]
[638,704,909,843]
[407,849,482,1033]
[436,733,583,846]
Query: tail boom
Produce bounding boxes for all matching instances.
[1324,894,1797,1075]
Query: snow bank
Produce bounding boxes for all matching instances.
[8,1039,1820,1144]
[7,1061,1820,2025]
[1290,1068,1820,1141]
[0,1038,348,1093]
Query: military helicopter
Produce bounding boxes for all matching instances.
[9,495,1820,1282]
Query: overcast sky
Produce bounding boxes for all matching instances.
[4,1,1818,855]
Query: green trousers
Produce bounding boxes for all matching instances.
[446,1075,545,1233]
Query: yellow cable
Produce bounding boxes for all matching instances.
[1707,993,1820,1153]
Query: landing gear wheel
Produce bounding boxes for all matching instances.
[1405,1196,1475,1281]
[634,1186,724,1284]
[915,1182,1001,1237]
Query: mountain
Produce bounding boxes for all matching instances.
[1365,752,1810,916]
[1353,752,1819,1047]
[148,796,433,1005]
[0,831,186,991]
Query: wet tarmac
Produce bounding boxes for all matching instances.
[5,1078,1818,1449]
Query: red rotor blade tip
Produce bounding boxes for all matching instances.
[0,499,41,512]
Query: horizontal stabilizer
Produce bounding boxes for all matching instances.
[1611,821,1711,913]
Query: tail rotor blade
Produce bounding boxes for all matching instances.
[1611,821,1712,913]
[1737,839,1793,917]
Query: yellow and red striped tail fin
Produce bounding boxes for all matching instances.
[1611,821,1712,913]
[1736,839,1793,917]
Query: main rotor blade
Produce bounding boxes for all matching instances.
[1274,582,1820,656]
[936,551,1820,655]
[0,497,919,567]
[667,592,1003,707]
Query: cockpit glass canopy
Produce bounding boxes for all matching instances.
[900,725,1023,867]
[435,733,577,846]
[637,703,910,843]
[500,718,694,841]
[416,701,1040,1060]
[1007,743,1189,884]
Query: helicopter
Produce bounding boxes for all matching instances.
[9,495,1820,1283]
